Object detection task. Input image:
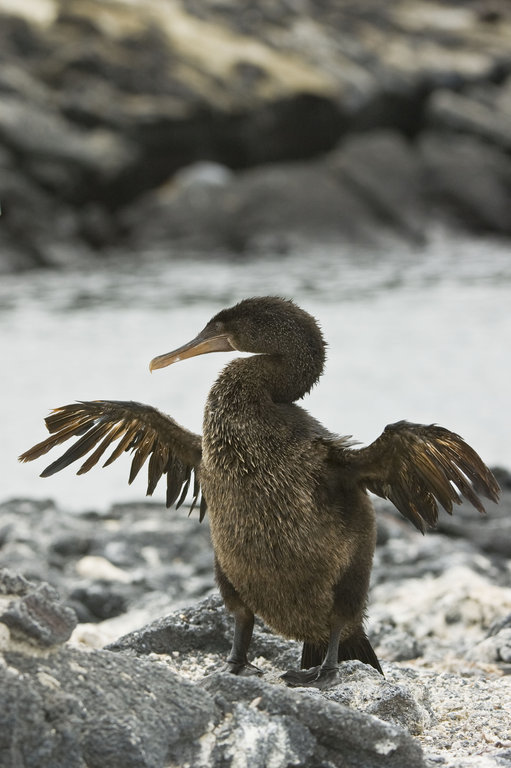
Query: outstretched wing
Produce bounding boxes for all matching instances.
[19,400,207,520]
[324,420,500,533]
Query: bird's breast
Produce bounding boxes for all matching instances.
[201,428,347,574]
[201,386,351,570]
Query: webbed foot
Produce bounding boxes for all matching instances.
[201,660,263,688]
[222,660,263,676]
[281,664,341,689]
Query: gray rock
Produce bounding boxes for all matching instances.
[468,615,511,664]
[0,498,215,624]
[0,164,81,271]
[0,570,32,597]
[173,161,234,191]
[107,593,233,656]
[366,683,430,736]
[205,674,425,768]
[209,698,318,768]
[0,60,51,105]
[0,568,77,647]
[323,662,431,736]
[229,158,390,250]
[368,622,423,663]
[107,593,302,672]
[0,644,219,768]
[469,627,511,665]
[0,646,424,768]
[69,583,127,621]
[0,569,426,768]
[1,464,511,768]
[119,120,511,253]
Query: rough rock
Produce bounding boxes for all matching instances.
[107,594,303,673]
[0,160,87,272]
[1,638,219,767]
[0,569,77,647]
[0,570,425,768]
[468,615,511,666]
[1,473,510,766]
[204,674,424,768]
[0,498,215,639]
[109,592,511,768]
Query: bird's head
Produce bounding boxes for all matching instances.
[150,296,325,369]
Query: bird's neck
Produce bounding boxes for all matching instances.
[203,351,323,474]
[213,349,323,406]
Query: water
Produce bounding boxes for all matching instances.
[2,230,510,511]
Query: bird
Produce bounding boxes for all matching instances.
[19,296,500,686]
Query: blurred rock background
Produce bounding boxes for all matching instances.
[1,0,510,272]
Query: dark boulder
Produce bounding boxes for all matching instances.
[328,132,426,242]
[419,131,511,234]
[120,132,427,253]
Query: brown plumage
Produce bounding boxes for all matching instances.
[19,296,500,685]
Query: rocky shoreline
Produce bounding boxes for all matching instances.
[1,467,510,767]
[1,0,511,271]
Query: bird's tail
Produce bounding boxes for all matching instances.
[301,629,383,675]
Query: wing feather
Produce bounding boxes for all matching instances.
[128,433,157,485]
[188,473,201,515]
[324,420,499,532]
[146,444,169,496]
[176,467,191,509]
[39,421,115,477]
[77,424,126,475]
[102,423,141,467]
[165,457,187,507]
[19,400,206,515]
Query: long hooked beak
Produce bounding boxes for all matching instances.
[149,328,235,372]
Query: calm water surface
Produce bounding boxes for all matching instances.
[2,231,510,511]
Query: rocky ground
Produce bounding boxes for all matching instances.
[1,0,511,271]
[0,467,510,767]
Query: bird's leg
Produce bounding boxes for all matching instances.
[281,621,343,688]
[223,605,262,675]
[212,559,262,676]
[201,604,262,687]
